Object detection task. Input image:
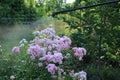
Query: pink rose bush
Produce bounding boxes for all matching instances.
[12,28,87,79]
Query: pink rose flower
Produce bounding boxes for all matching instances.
[35,39,42,46]
[73,47,86,60]
[28,45,41,56]
[46,64,58,75]
[12,46,20,53]
[30,54,35,60]
[52,52,63,64]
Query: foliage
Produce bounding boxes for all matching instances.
[55,0,120,68]
[0,0,37,25]
[0,0,66,25]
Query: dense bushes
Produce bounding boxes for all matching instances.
[0,0,37,25]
